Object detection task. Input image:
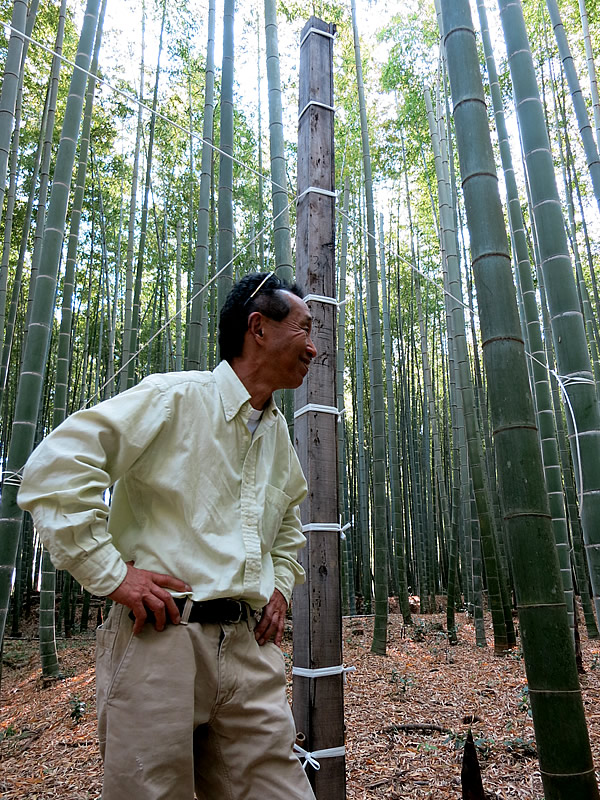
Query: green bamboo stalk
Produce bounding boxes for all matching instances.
[54,0,103,426]
[578,0,600,151]
[476,0,576,637]
[0,0,28,221]
[256,11,264,271]
[121,4,144,386]
[0,80,48,403]
[175,221,182,371]
[264,0,292,283]
[522,155,598,638]
[0,0,39,347]
[38,0,106,680]
[470,490,487,647]
[415,277,455,634]
[23,0,68,338]
[499,0,600,629]
[442,2,598,794]
[545,0,600,216]
[425,85,508,651]
[128,0,166,387]
[216,0,235,318]
[539,269,599,639]
[558,115,600,395]
[351,0,388,655]
[337,179,355,616]
[354,267,371,614]
[0,0,101,651]
[187,0,215,370]
[379,213,410,623]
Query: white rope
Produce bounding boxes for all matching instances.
[296,186,338,203]
[2,470,23,487]
[294,744,346,771]
[340,519,352,540]
[523,349,595,512]
[298,100,335,122]
[299,26,335,48]
[550,370,595,510]
[302,523,342,533]
[294,403,342,419]
[293,664,356,680]
[303,294,339,307]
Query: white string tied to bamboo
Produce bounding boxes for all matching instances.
[2,470,23,487]
[340,519,352,540]
[293,744,346,771]
[550,369,596,510]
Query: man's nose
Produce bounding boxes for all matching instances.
[307,336,317,359]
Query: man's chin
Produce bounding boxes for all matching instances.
[277,377,304,391]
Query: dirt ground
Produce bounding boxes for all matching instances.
[2,606,600,799]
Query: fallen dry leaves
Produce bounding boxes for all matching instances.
[2,606,600,799]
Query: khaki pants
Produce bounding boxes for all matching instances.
[96,604,316,800]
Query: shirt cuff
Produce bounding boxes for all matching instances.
[274,561,306,606]
[66,541,128,597]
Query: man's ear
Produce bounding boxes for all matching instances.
[247,311,264,342]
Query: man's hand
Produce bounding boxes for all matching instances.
[254,588,288,647]
[109,561,192,635]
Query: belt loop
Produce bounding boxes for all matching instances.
[180,596,194,625]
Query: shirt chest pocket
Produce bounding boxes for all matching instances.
[260,484,292,550]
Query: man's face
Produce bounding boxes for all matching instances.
[261,292,317,389]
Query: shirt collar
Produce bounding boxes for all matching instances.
[214,360,278,423]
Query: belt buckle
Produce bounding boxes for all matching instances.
[227,600,244,624]
[180,597,194,625]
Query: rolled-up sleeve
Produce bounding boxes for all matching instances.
[18,381,170,596]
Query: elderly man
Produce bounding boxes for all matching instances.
[18,272,318,800]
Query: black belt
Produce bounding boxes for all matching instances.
[129,598,251,626]
[176,597,251,624]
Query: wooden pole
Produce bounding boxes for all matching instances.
[293,17,345,800]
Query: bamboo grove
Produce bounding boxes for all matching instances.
[1,0,600,794]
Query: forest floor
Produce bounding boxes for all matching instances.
[2,603,600,799]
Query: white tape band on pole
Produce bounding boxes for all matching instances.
[294,403,342,419]
[299,26,335,48]
[298,100,335,122]
[294,744,346,771]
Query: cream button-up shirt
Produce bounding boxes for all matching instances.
[18,361,307,609]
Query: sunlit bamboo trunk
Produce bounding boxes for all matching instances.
[498,0,600,630]
[476,0,576,637]
[442,2,598,795]
[351,0,388,656]
[425,84,508,651]
[545,0,600,216]
[0,0,102,653]
[216,0,235,318]
[0,0,28,222]
[187,0,215,371]
[264,0,292,284]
